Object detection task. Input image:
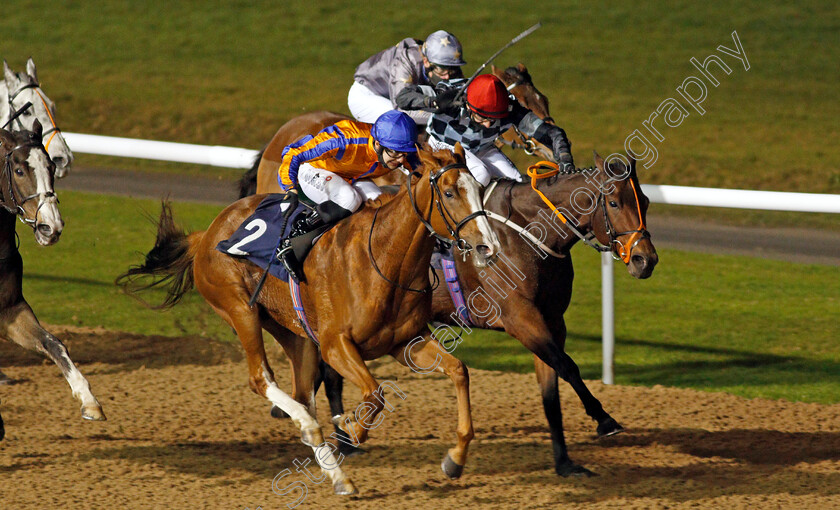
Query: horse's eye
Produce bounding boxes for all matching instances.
[15,168,24,176]
[444,191,454,198]
[609,201,618,208]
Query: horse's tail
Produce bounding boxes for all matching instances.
[237,147,265,198]
[116,201,203,309]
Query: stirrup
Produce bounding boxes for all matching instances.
[276,242,302,281]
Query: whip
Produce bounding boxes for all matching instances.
[452,22,542,102]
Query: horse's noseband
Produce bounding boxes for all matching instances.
[429,163,487,251]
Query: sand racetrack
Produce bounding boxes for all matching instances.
[1,326,839,509]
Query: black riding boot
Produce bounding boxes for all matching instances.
[277,201,351,281]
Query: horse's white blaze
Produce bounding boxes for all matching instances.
[457,172,500,255]
[27,149,62,233]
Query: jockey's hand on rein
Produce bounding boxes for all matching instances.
[434,88,461,114]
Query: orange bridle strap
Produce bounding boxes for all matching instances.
[614,179,647,264]
[526,160,567,223]
[33,89,59,151]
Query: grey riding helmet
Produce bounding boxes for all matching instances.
[422,30,467,66]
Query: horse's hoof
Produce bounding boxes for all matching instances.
[338,443,366,457]
[556,460,595,478]
[596,417,624,438]
[333,478,357,495]
[270,405,290,419]
[81,405,107,421]
[441,453,464,479]
[301,427,324,448]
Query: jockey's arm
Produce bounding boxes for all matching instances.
[277,133,344,190]
[514,105,574,168]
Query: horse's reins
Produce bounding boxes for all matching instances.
[367,162,486,293]
[526,160,649,264]
[5,82,61,151]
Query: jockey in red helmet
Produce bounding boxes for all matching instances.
[398,73,574,186]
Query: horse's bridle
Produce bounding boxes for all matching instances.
[368,162,488,293]
[527,161,650,264]
[5,81,62,151]
[0,139,54,229]
[407,162,487,254]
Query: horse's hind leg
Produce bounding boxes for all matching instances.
[0,301,105,421]
[208,300,355,495]
[390,332,474,479]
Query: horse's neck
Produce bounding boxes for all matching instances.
[0,209,18,260]
[489,174,595,253]
[373,177,437,287]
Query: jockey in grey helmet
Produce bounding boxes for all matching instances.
[348,30,466,127]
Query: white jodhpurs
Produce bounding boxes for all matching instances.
[297,163,382,212]
[428,138,524,187]
[348,81,431,126]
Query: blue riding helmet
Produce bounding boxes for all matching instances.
[371,110,418,153]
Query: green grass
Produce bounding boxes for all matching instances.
[18,191,840,404]
[2,0,838,197]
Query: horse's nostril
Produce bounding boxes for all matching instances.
[37,224,53,236]
[476,245,492,257]
[631,254,647,266]
[52,156,66,168]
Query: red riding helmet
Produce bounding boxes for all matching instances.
[466,74,510,119]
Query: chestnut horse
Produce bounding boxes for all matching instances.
[118,146,500,495]
[0,122,104,440]
[237,63,552,198]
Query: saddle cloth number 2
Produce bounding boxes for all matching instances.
[225,219,268,256]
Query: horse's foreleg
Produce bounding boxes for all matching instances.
[542,317,623,438]
[534,358,593,477]
[1,301,104,421]
[391,333,474,479]
[319,332,383,446]
[218,303,355,495]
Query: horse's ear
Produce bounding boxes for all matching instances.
[26,57,38,83]
[4,60,17,87]
[453,141,466,160]
[0,127,14,148]
[517,62,527,73]
[629,156,637,178]
[491,64,502,77]
[593,150,605,171]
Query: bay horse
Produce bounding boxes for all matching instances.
[2,59,73,178]
[0,121,105,441]
[117,145,500,495]
[429,153,658,476]
[237,62,552,198]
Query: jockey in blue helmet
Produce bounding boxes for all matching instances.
[276,110,418,279]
